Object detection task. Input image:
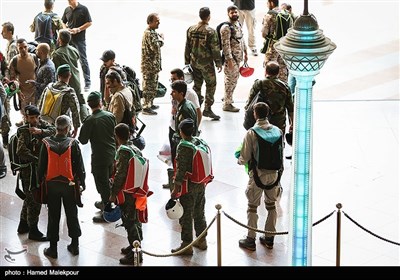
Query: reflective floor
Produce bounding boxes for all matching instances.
[0,0,399,267]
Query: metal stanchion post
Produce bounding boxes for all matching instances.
[336,203,342,267]
[215,204,222,267]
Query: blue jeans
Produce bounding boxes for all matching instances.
[71,39,91,86]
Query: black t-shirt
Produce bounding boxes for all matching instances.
[62,3,92,42]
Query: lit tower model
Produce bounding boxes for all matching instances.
[274,0,336,266]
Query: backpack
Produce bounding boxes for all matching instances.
[175,137,214,196]
[260,10,293,54]
[38,84,69,124]
[250,126,283,190]
[115,145,153,223]
[216,22,240,64]
[8,131,31,176]
[243,91,268,130]
[121,65,143,112]
[34,12,56,45]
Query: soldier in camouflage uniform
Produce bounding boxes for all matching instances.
[261,0,292,82]
[221,5,248,113]
[16,104,56,241]
[141,13,163,115]
[110,123,144,265]
[38,64,81,138]
[185,7,222,120]
[171,118,208,255]
[244,61,293,133]
[171,81,198,171]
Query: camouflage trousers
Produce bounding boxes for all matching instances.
[192,64,217,108]
[19,169,42,226]
[264,50,288,82]
[1,97,11,140]
[120,194,143,245]
[178,183,207,244]
[142,73,159,109]
[223,60,240,107]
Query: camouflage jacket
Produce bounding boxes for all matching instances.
[141,27,163,75]
[16,119,56,164]
[184,21,222,68]
[111,142,142,196]
[245,76,293,116]
[220,20,246,63]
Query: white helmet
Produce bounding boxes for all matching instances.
[165,198,184,220]
[183,65,193,84]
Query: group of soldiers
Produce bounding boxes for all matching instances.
[0,0,297,265]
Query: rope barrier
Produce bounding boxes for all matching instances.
[141,214,217,257]
[343,211,400,246]
[312,210,336,226]
[222,210,289,235]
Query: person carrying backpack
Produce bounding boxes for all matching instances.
[171,118,210,256]
[237,102,283,251]
[15,104,56,241]
[38,115,86,259]
[261,0,293,82]
[38,64,81,138]
[220,5,248,113]
[30,0,64,53]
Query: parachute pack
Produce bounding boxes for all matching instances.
[38,84,69,124]
[175,137,214,196]
[34,12,56,46]
[250,126,283,190]
[260,9,293,54]
[115,145,153,223]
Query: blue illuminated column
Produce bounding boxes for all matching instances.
[275,1,336,266]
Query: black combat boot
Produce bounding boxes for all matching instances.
[44,242,58,259]
[28,224,47,241]
[17,220,29,234]
[203,107,221,120]
[67,237,79,255]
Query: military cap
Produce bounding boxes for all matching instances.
[100,50,115,62]
[24,105,40,116]
[87,91,101,102]
[178,118,194,135]
[57,64,71,75]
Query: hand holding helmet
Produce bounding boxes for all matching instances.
[239,62,254,78]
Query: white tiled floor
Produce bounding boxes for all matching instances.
[0,0,399,267]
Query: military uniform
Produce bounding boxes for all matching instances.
[172,136,207,254]
[38,81,81,130]
[221,20,246,108]
[185,21,222,109]
[38,132,86,258]
[78,106,116,207]
[16,109,56,240]
[261,8,292,82]
[245,77,293,133]
[141,27,163,110]
[110,143,143,250]
[172,99,198,162]
[52,44,88,120]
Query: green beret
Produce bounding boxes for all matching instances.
[57,64,71,75]
[87,91,101,102]
[24,105,40,116]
